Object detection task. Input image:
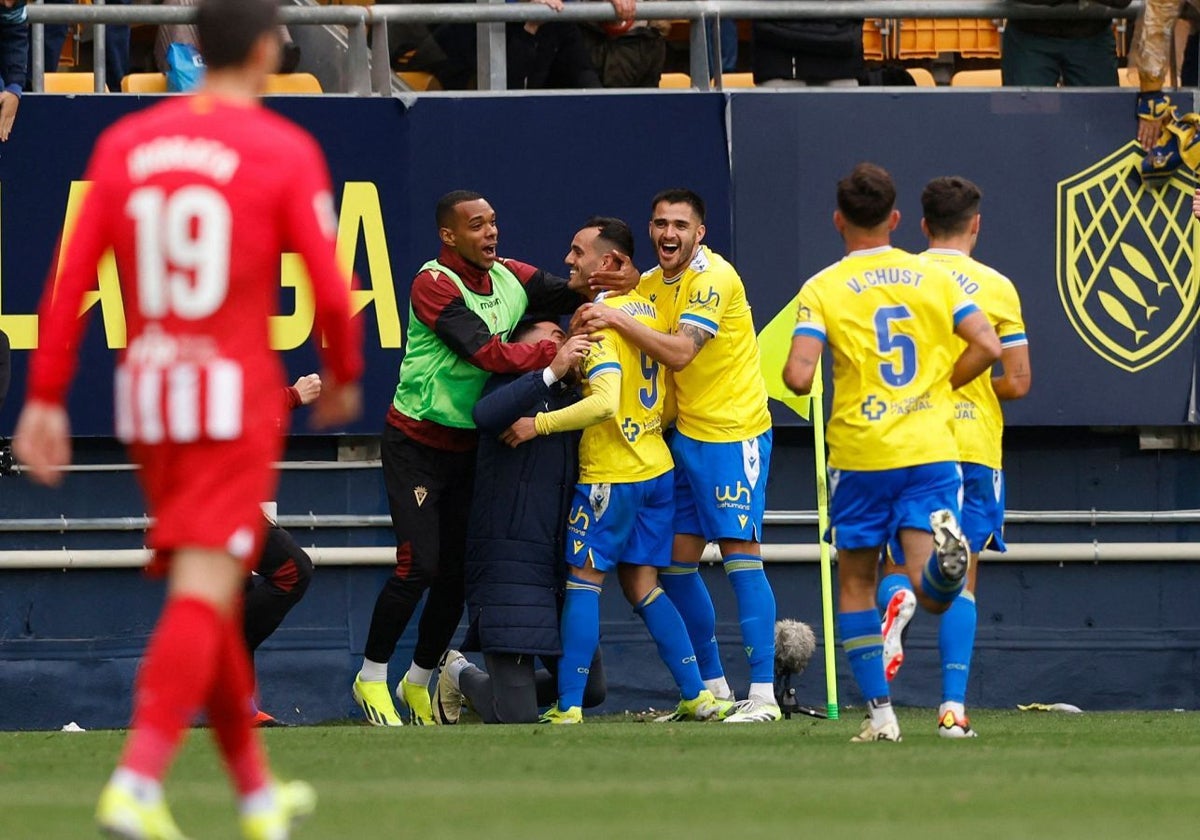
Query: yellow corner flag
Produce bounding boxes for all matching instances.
[757,292,822,419]
[757,290,839,719]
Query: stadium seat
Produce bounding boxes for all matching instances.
[1118,66,1139,88]
[895,18,1003,60]
[43,72,106,93]
[397,71,440,91]
[264,73,323,94]
[907,67,937,87]
[950,69,1003,87]
[863,19,888,61]
[121,73,168,94]
[658,73,693,89]
[721,73,755,88]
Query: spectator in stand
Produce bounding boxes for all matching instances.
[38,0,132,88]
[152,0,301,79]
[1001,0,1132,87]
[1176,7,1199,89]
[708,17,738,76]
[431,0,634,90]
[1132,0,1193,151]
[0,0,27,142]
[582,0,669,88]
[751,16,863,87]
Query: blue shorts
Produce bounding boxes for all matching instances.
[828,461,962,551]
[564,472,674,573]
[961,462,1006,553]
[671,429,772,543]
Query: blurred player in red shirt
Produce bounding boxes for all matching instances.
[13,1,362,837]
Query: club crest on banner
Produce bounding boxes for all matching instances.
[1057,143,1200,372]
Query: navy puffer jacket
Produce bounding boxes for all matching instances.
[464,371,579,656]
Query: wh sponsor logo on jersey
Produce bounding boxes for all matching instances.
[715,481,751,510]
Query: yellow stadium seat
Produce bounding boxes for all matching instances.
[907,67,937,87]
[121,73,168,94]
[264,73,323,94]
[44,72,106,93]
[658,73,693,89]
[721,73,755,88]
[397,71,439,91]
[950,69,1003,87]
[1118,66,1138,88]
[863,19,887,61]
[896,18,1003,60]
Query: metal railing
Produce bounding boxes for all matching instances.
[26,1,1145,94]
[2,506,1200,534]
[3,504,1198,569]
[2,506,1199,534]
[0,541,1194,569]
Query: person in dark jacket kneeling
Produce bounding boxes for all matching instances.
[433,319,607,723]
[752,16,864,87]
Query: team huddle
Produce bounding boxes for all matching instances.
[355,165,1028,743]
[9,1,1030,836]
[351,190,782,729]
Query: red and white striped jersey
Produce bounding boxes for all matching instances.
[28,95,362,442]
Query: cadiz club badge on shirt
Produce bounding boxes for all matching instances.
[1057,142,1200,373]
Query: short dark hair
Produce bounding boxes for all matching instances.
[650,188,705,224]
[583,216,635,260]
[436,190,486,229]
[511,317,560,343]
[836,163,896,229]
[196,0,279,71]
[921,176,983,238]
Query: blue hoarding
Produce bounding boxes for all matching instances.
[0,89,1192,433]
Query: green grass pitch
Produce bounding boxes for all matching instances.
[3,710,1200,839]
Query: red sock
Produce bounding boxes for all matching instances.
[207,615,270,796]
[120,597,223,780]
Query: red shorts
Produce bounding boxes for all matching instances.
[130,425,283,575]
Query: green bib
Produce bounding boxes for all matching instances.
[392,259,528,429]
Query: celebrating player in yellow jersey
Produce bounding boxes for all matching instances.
[876,176,1031,739]
[581,189,780,723]
[505,217,721,724]
[783,163,1001,743]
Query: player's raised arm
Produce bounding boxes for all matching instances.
[282,140,362,384]
[950,308,1001,390]
[26,146,119,410]
[502,335,620,446]
[17,140,121,484]
[579,303,696,371]
[281,138,363,428]
[474,334,590,434]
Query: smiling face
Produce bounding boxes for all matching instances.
[440,198,498,270]
[649,200,705,277]
[564,226,617,290]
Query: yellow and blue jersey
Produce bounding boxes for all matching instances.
[924,249,1027,470]
[794,246,980,471]
[638,246,771,443]
[578,292,673,484]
